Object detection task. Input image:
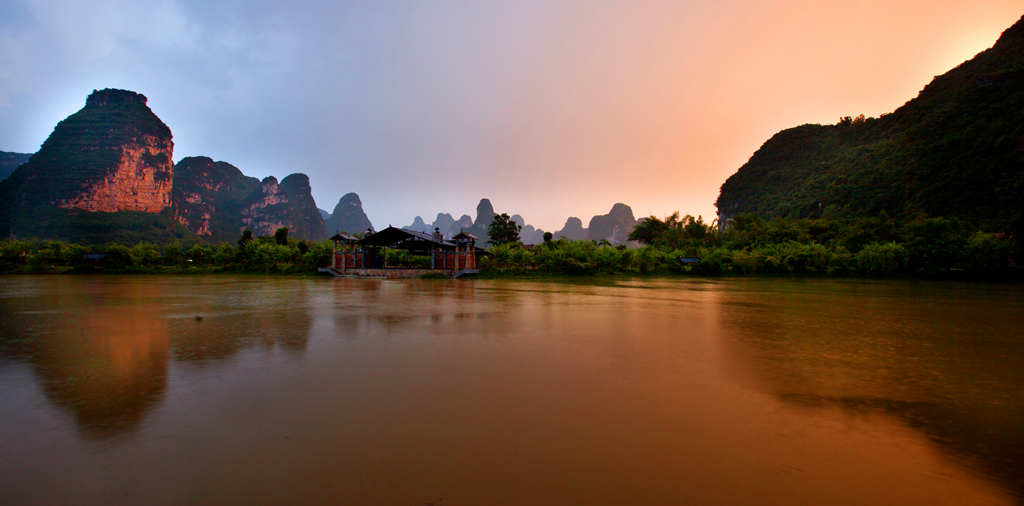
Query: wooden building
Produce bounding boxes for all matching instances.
[322,226,481,278]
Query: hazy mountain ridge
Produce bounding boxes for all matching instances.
[552,204,637,244]
[0,151,32,182]
[716,14,1024,235]
[404,198,550,244]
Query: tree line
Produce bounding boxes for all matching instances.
[0,227,332,274]
[1,214,1018,278]
[482,212,1018,277]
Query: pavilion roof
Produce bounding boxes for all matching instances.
[357,226,456,249]
[330,232,359,242]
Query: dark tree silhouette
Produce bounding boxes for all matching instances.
[237,229,254,247]
[488,213,521,246]
[274,227,289,245]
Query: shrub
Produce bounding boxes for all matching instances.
[856,242,908,275]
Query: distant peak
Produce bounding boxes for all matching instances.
[86,88,147,108]
[180,155,214,164]
[608,203,635,218]
[339,192,362,204]
[281,173,309,183]
[280,174,312,194]
[476,198,495,215]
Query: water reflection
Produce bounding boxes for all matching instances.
[0,276,313,437]
[716,279,1024,500]
[327,278,486,338]
[171,280,312,361]
[0,276,1020,505]
[33,291,168,438]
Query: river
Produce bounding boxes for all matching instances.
[0,276,1021,505]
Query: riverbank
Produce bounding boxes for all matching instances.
[1,211,1019,280]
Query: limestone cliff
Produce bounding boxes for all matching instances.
[0,88,186,242]
[239,174,325,240]
[172,156,259,240]
[56,135,174,213]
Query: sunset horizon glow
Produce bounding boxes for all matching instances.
[0,1,1020,230]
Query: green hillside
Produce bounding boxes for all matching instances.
[716,15,1024,235]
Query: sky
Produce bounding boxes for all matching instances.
[0,1,1020,231]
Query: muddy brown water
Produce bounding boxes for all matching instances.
[0,275,1021,505]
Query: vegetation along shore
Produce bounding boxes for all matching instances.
[2,211,1017,279]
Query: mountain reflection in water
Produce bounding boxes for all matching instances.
[715,279,1024,500]
[0,277,314,438]
[0,275,1020,505]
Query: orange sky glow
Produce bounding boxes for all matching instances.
[464,1,1023,230]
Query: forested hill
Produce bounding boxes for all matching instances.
[716,14,1024,234]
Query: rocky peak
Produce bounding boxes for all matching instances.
[259,176,280,195]
[587,203,637,243]
[608,203,634,220]
[454,214,473,232]
[172,156,259,239]
[555,217,587,240]
[279,174,313,202]
[86,88,149,108]
[432,213,457,238]
[336,192,363,208]
[325,192,373,235]
[407,216,431,233]
[0,88,176,238]
[474,198,495,227]
[240,173,325,240]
